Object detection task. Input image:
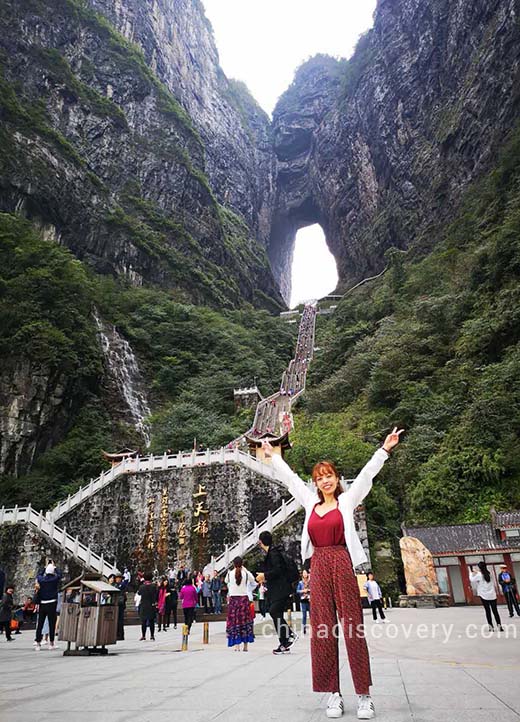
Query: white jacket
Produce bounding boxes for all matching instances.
[271,448,389,568]
[469,571,497,600]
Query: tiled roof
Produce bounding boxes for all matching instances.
[495,510,520,528]
[403,522,520,555]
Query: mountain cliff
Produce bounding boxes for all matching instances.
[1,0,520,513]
[270,0,520,299]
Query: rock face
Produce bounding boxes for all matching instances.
[269,0,520,301]
[87,0,276,247]
[0,360,74,477]
[399,536,439,595]
[0,0,282,309]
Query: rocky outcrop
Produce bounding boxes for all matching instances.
[270,0,520,300]
[88,0,277,247]
[0,0,282,309]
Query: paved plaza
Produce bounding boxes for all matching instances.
[1,606,519,722]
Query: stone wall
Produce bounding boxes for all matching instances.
[0,523,83,600]
[58,462,293,573]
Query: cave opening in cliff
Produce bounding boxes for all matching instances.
[290,224,338,308]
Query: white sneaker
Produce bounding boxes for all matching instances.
[49,643,59,650]
[357,695,375,719]
[375,619,380,624]
[34,644,41,652]
[326,692,344,719]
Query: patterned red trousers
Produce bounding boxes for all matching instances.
[310,545,372,694]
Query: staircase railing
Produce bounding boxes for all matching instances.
[206,495,302,573]
[0,505,119,577]
[47,447,284,522]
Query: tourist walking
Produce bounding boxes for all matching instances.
[202,575,213,613]
[179,578,198,632]
[470,562,504,632]
[114,572,127,640]
[0,584,14,641]
[225,557,255,651]
[364,572,386,623]
[297,570,311,633]
[166,581,178,629]
[210,571,222,614]
[258,581,268,618]
[255,530,295,655]
[262,428,402,720]
[498,564,520,617]
[157,577,170,632]
[35,562,62,651]
[137,572,158,641]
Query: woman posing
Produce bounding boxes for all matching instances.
[470,562,504,632]
[225,556,256,651]
[263,427,402,720]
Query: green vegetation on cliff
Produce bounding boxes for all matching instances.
[0,213,296,510]
[288,123,520,542]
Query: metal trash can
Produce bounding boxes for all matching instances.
[63,579,120,655]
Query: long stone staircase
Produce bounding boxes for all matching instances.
[0,302,319,578]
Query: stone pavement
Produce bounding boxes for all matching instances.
[1,606,519,722]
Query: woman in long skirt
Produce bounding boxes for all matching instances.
[263,428,402,720]
[225,556,256,651]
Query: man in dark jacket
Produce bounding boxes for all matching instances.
[256,531,295,654]
[35,562,62,650]
[0,584,14,641]
[114,572,127,640]
[498,564,520,617]
[137,572,158,640]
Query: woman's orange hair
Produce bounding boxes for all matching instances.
[312,461,341,502]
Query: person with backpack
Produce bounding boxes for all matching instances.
[262,428,402,720]
[470,562,504,632]
[255,530,298,655]
[497,564,520,617]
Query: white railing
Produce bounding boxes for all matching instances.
[47,448,285,522]
[0,505,119,577]
[207,495,302,573]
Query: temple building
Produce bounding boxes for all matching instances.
[402,509,520,605]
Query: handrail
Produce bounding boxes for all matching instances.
[0,504,119,577]
[208,495,302,573]
[47,447,283,522]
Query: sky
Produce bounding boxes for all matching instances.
[290,225,339,307]
[201,0,377,307]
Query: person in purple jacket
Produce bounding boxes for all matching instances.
[179,578,198,632]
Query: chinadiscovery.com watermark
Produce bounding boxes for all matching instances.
[259,621,518,642]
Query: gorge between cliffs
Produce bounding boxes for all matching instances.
[1,0,520,549]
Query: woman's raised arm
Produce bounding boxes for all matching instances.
[263,441,316,508]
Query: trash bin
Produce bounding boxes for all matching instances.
[60,586,81,642]
[63,579,120,655]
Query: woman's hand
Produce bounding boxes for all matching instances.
[382,427,404,452]
[262,440,274,458]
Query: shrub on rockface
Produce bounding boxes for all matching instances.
[301,123,520,531]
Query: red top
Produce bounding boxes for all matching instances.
[308,505,345,547]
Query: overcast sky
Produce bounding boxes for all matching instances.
[201,0,377,306]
